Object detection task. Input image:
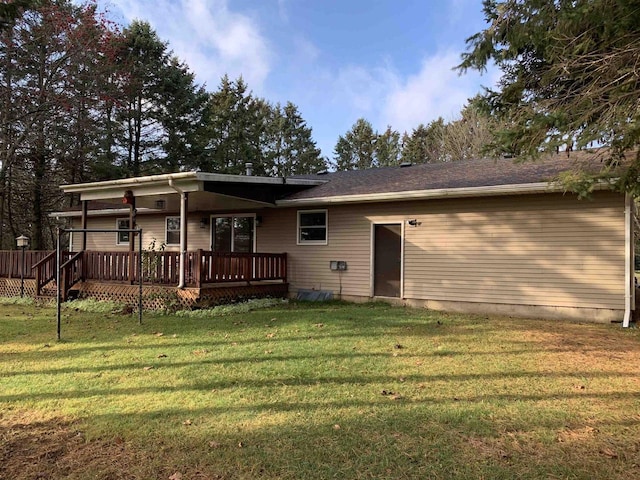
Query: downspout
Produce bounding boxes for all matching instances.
[623,194,633,327]
[168,177,187,289]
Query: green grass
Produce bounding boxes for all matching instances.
[2,301,640,479]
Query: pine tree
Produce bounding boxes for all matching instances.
[267,102,325,176]
[458,0,640,192]
[375,126,402,167]
[333,118,377,170]
[401,119,446,164]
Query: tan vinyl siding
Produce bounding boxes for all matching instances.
[72,214,212,251]
[258,191,625,310]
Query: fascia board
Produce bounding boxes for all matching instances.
[61,172,199,192]
[275,181,612,207]
[68,180,202,201]
[196,172,285,184]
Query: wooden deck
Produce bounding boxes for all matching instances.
[0,250,288,308]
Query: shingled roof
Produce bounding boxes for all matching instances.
[284,151,611,201]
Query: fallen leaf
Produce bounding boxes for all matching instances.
[264,350,273,354]
[333,424,341,430]
[155,332,164,337]
[394,344,404,349]
[266,333,275,338]
[143,366,154,371]
[601,448,618,459]
[381,390,395,396]
[391,394,403,400]
[169,473,183,480]
[209,441,222,448]
[314,323,324,328]
[399,377,405,382]
[183,419,192,426]
[238,441,245,448]
[157,354,167,358]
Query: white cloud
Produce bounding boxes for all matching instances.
[109,0,271,90]
[380,51,498,134]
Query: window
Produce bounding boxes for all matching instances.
[116,218,130,245]
[166,216,180,245]
[297,210,327,245]
[211,215,254,252]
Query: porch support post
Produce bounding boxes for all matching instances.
[179,191,188,288]
[81,200,88,251]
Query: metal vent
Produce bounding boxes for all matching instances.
[155,199,166,210]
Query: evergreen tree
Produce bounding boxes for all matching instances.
[115,20,168,176]
[333,118,377,170]
[401,119,446,164]
[267,102,325,176]
[201,75,268,174]
[156,57,209,173]
[375,126,402,167]
[458,0,640,193]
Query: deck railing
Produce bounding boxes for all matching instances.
[0,250,287,290]
[199,251,287,284]
[0,250,53,279]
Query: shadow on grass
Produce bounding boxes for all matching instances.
[3,398,636,480]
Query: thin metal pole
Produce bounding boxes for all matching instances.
[56,228,61,341]
[138,228,143,325]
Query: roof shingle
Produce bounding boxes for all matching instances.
[287,151,611,200]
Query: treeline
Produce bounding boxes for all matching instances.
[0,1,326,249]
[332,98,498,170]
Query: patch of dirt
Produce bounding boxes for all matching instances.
[556,425,598,443]
[0,411,223,480]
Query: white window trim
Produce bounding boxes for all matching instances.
[165,215,181,246]
[297,209,328,245]
[210,213,257,252]
[116,218,130,245]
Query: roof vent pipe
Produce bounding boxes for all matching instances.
[245,162,253,176]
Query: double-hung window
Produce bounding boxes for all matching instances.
[116,218,130,245]
[297,210,327,245]
[165,216,180,245]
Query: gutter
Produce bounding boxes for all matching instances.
[275,181,612,207]
[61,171,198,193]
[168,177,187,289]
[623,194,633,327]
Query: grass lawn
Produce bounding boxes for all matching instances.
[1,300,640,479]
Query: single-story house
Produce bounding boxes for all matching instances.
[4,152,632,324]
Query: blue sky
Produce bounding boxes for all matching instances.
[104,0,498,159]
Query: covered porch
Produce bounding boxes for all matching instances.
[0,169,323,307]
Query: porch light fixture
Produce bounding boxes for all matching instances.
[407,219,421,227]
[16,235,29,297]
[200,217,209,229]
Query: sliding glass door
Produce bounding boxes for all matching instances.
[211,215,255,252]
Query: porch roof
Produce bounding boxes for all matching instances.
[58,171,325,214]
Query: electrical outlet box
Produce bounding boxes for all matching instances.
[330,260,347,271]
